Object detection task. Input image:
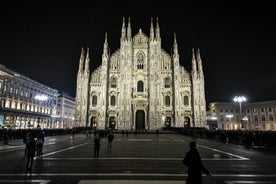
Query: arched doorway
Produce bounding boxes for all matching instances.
[109,117,116,130]
[90,117,97,129]
[165,117,171,128]
[136,110,145,130]
[184,117,190,128]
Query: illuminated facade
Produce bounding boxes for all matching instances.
[208,101,276,131]
[75,18,207,130]
[53,92,76,128]
[0,64,59,129]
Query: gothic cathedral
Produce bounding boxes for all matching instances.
[75,18,206,131]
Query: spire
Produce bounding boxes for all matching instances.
[121,17,126,41]
[103,32,108,56]
[173,33,178,56]
[155,17,160,41]
[84,47,90,73]
[197,48,203,74]
[127,17,132,41]
[78,48,85,73]
[191,48,197,75]
[150,17,154,41]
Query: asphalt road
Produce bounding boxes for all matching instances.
[0,132,276,184]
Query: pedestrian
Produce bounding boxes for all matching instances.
[24,131,32,156]
[36,131,44,156]
[93,133,100,158]
[107,132,114,149]
[183,141,210,184]
[26,136,36,172]
[156,129,159,137]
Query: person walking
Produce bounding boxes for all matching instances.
[93,134,101,158]
[183,141,210,184]
[26,136,36,172]
[36,131,44,156]
[24,131,32,156]
[107,132,114,149]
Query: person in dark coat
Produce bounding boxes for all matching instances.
[107,132,114,149]
[183,141,209,184]
[26,136,36,172]
[93,134,101,158]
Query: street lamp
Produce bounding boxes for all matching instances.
[226,114,233,130]
[233,95,246,129]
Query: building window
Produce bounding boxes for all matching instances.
[110,77,117,88]
[254,115,258,122]
[261,115,266,121]
[137,81,144,92]
[137,53,144,69]
[165,95,170,106]
[111,95,116,106]
[184,95,189,106]
[92,95,97,106]
[269,115,274,121]
[164,77,171,88]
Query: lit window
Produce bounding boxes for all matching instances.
[269,115,274,121]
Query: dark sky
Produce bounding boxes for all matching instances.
[0,1,275,105]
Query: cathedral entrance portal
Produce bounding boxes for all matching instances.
[135,110,145,130]
[109,117,116,130]
[184,117,190,128]
[90,117,97,129]
[165,117,171,128]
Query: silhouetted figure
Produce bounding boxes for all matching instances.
[24,131,32,156]
[156,129,159,137]
[93,134,100,158]
[107,132,114,149]
[26,136,36,172]
[183,141,209,184]
[36,131,44,156]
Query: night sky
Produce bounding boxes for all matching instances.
[0,1,275,105]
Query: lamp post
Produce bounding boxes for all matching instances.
[233,95,246,129]
[226,114,233,130]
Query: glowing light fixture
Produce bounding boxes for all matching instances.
[233,95,247,129]
[35,94,48,101]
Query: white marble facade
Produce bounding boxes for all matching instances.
[75,18,206,130]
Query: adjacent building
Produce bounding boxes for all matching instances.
[0,64,59,129]
[208,100,276,131]
[75,18,207,130]
[52,92,75,129]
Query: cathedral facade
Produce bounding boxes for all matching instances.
[75,18,206,130]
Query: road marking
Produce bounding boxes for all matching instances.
[0,180,50,183]
[37,157,249,161]
[78,180,184,184]
[225,181,276,184]
[199,144,249,160]
[0,173,276,177]
[34,142,88,159]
